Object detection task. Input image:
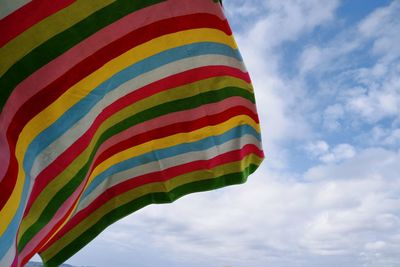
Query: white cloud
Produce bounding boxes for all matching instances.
[299,46,323,74]
[305,148,400,181]
[319,143,356,163]
[306,141,355,163]
[297,30,361,76]
[297,1,400,125]
[228,0,341,168]
[322,104,345,131]
[77,147,400,267]
[358,1,400,62]
[306,140,330,156]
[365,241,386,251]
[346,77,400,123]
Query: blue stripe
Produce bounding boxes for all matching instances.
[0,42,242,258]
[81,124,261,201]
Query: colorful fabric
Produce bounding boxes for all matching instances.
[0,1,264,266]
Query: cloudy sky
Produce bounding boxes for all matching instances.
[34,1,400,266]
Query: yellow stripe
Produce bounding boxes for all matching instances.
[41,153,263,260]
[17,76,252,235]
[0,28,237,235]
[0,0,115,76]
[0,0,30,19]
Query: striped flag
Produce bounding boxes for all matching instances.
[0,1,264,266]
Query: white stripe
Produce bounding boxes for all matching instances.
[0,0,31,19]
[0,239,16,267]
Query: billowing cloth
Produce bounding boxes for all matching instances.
[0,1,264,266]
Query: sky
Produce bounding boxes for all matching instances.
[33,1,400,266]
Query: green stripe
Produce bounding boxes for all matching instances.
[17,86,254,251]
[0,0,165,111]
[41,163,259,267]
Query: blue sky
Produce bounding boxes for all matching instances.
[34,1,400,266]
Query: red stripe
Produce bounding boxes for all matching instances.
[0,13,230,210]
[10,253,17,267]
[9,237,18,267]
[0,0,76,47]
[40,144,263,251]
